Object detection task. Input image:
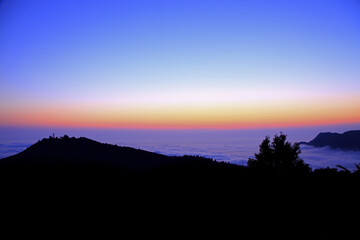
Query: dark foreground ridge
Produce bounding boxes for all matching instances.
[300,130,360,151]
[1,135,177,171]
[1,134,359,238]
[0,135,239,174]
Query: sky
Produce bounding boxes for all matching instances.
[1,0,360,129]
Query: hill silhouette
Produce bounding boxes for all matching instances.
[300,130,360,151]
[0,135,243,177]
[1,135,176,171]
[1,134,358,238]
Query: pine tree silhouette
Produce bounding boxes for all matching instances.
[248,133,311,175]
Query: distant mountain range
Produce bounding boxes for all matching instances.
[300,130,360,151]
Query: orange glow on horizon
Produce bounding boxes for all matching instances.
[1,90,360,130]
[2,108,360,130]
[3,118,360,130]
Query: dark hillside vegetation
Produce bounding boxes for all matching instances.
[0,134,359,238]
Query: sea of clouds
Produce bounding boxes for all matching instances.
[1,126,359,171]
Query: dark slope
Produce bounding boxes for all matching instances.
[0,136,178,171]
[0,136,243,175]
[1,136,358,239]
[300,130,360,151]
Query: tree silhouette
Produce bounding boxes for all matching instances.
[353,163,360,176]
[248,133,311,175]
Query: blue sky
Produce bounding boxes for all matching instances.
[1,0,360,128]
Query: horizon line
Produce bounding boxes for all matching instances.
[1,121,360,131]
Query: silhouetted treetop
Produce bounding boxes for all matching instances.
[248,133,311,175]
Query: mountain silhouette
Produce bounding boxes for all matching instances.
[300,130,360,151]
[0,135,242,175]
[1,134,358,239]
[0,135,186,171]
